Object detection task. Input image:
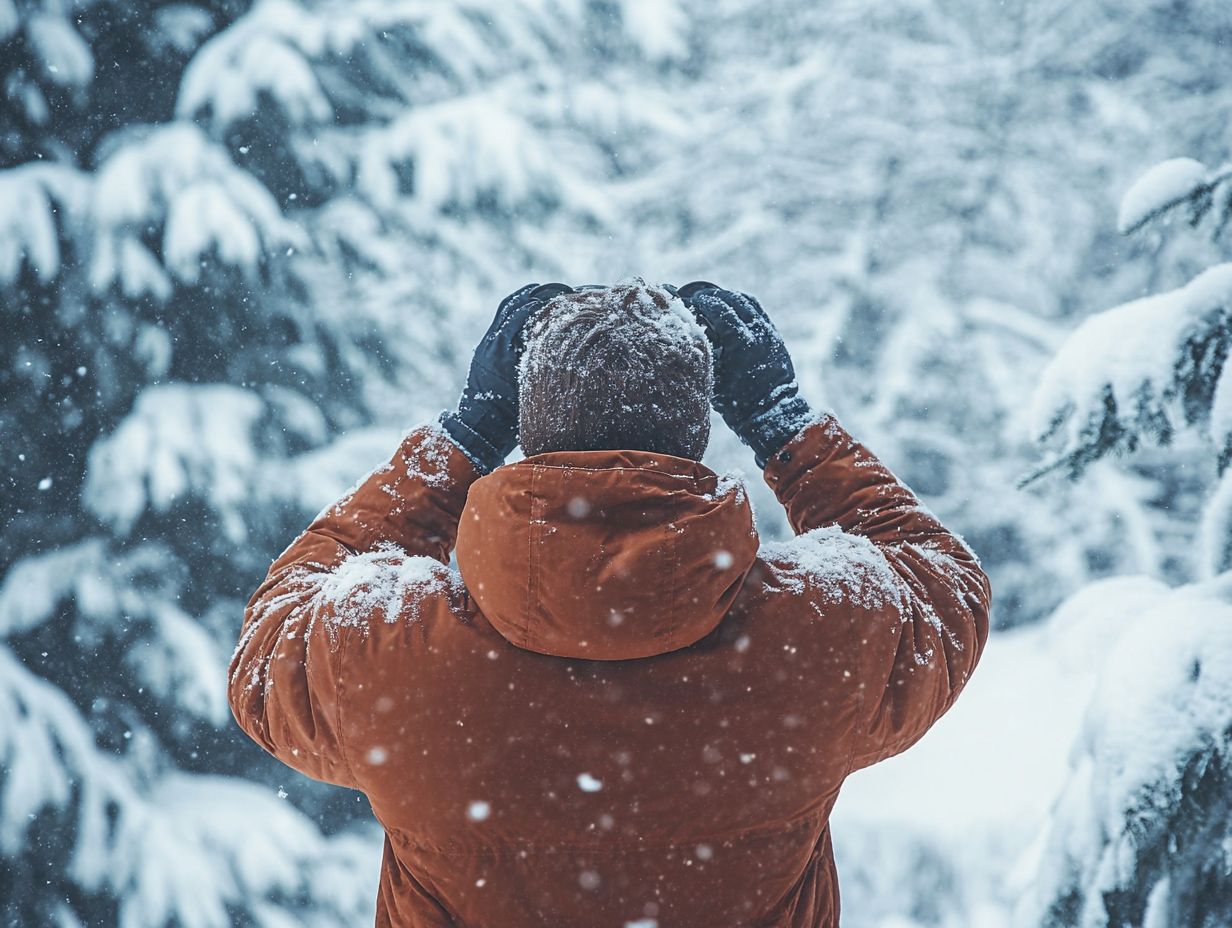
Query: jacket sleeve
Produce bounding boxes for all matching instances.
[763,414,991,770]
[228,424,479,787]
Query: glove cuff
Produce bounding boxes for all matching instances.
[439,411,506,475]
[738,391,814,469]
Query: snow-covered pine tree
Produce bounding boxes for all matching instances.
[1020,157,1232,928]
[1026,157,1232,484]
[0,1,673,923]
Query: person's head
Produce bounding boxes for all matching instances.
[518,279,713,460]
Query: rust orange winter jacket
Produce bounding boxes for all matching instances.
[230,415,990,928]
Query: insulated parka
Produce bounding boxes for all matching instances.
[230,415,991,927]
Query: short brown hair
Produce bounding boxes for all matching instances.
[518,280,713,459]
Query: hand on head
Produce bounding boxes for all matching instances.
[439,283,574,474]
[442,280,812,472]
[673,281,812,467]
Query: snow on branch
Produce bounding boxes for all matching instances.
[1199,468,1232,578]
[356,94,569,214]
[0,5,96,127]
[104,774,377,928]
[0,642,373,925]
[0,163,89,286]
[0,1,18,42]
[1019,580,1232,927]
[90,123,303,295]
[618,0,690,62]
[2,126,298,297]
[0,538,228,724]
[138,599,231,726]
[25,11,94,88]
[178,0,582,131]
[1025,264,1232,483]
[1118,157,1232,237]
[0,539,109,637]
[176,0,333,129]
[84,383,266,540]
[546,78,687,143]
[0,643,129,856]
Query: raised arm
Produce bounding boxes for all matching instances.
[229,282,565,785]
[228,424,478,786]
[678,283,991,770]
[764,415,991,767]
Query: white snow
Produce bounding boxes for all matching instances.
[0,0,17,41]
[1142,878,1171,928]
[256,543,460,644]
[578,869,602,890]
[1199,469,1232,579]
[1029,262,1232,448]
[618,0,689,62]
[98,773,379,928]
[402,425,459,489]
[303,545,454,630]
[1207,351,1232,457]
[0,537,228,725]
[1016,576,1232,927]
[366,747,389,766]
[361,96,561,214]
[90,123,303,294]
[179,0,569,130]
[179,0,332,128]
[7,1,1231,924]
[576,772,603,792]
[26,13,93,87]
[84,384,265,540]
[704,471,749,505]
[138,603,230,726]
[1117,157,1208,234]
[2,640,357,928]
[761,524,906,612]
[0,643,125,856]
[0,164,88,285]
[642,280,711,354]
[0,540,106,636]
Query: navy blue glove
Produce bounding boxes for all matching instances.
[440,283,574,473]
[676,282,813,468]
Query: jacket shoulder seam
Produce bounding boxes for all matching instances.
[333,621,359,787]
[843,600,863,779]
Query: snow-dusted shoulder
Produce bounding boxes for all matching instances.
[227,424,480,790]
[761,525,907,612]
[250,544,463,643]
[763,415,991,769]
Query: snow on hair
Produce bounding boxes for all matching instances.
[517,278,713,459]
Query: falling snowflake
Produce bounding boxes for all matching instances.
[577,772,603,792]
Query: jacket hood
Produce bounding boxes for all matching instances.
[455,448,759,660]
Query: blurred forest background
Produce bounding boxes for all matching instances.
[3,1,1232,926]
